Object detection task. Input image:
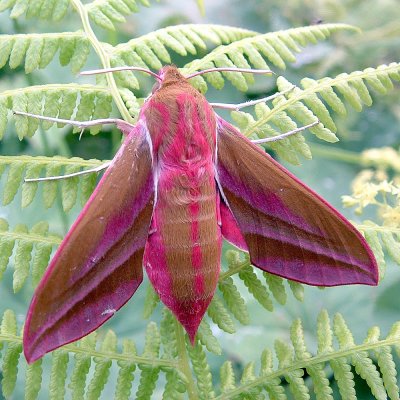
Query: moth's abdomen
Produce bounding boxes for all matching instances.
[143,86,220,340]
[144,162,221,341]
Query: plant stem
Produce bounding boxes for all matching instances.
[310,143,363,164]
[70,0,133,124]
[175,320,199,400]
[0,333,177,368]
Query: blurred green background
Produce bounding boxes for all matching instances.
[0,0,399,398]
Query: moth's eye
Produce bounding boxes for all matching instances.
[152,81,161,93]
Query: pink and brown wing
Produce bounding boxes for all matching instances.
[216,117,378,286]
[24,123,155,363]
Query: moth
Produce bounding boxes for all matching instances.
[16,65,378,363]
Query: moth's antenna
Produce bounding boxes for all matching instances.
[186,67,274,79]
[13,111,127,128]
[80,67,161,81]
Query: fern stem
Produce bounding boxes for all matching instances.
[219,260,249,281]
[175,320,199,400]
[310,143,363,164]
[70,0,133,124]
[213,336,400,399]
[0,155,105,166]
[0,230,61,245]
[0,334,177,368]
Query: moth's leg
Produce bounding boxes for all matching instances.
[24,162,112,183]
[252,120,320,144]
[186,67,273,79]
[13,111,129,182]
[211,86,295,110]
[13,111,134,134]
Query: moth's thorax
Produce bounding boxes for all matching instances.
[142,69,216,169]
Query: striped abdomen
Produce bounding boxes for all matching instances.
[143,91,221,340]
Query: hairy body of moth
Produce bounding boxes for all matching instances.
[143,75,221,340]
[22,66,378,363]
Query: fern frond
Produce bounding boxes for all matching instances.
[213,310,400,399]
[0,84,111,139]
[233,62,400,165]
[187,339,215,399]
[184,23,358,92]
[0,218,60,290]
[0,309,177,399]
[85,0,150,31]
[49,350,69,400]
[0,0,70,21]
[109,24,256,90]
[217,249,304,327]
[0,155,104,209]
[143,282,160,319]
[2,308,400,398]
[0,32,89,73]
[136,322,161,399]
[86,330,117,400]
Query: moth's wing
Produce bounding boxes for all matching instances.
[24,123,155,363]
[219,199,248,251]
[216,117,378,286]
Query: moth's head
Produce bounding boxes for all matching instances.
[151,65,187,94]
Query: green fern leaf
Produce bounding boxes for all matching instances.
[218,277,250,325]
[143,283,160,319]
[25,359,43,400]
[197,319,221,355]
[0,218,59,289]
[13,223,33,292]
[25,37,44,73]
[86,330,117,400]
[1,0,69,20]
[291,319,333,400]
[220,361,236,393]
[163,370,185,400]
[0,220,16,280]
[1,342,23,398]
[187,339,215,399]
[69,333,97,400]
[61,164,80,212]
[85,0,151,31]
[333,314,387,400]
[135,322,161,398]
[160,309,178,358]
[365,327,400,400]
[207,294,236,334]
[263,273,287,305]
[234,63,400,165]
[49,350,69,400]
[115,339,137,400]
[238,264,274,311]
[112,24,257,78]
[0,33,87,73]
[185,23,358,91]
[1,309,17,336]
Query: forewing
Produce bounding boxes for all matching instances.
[24,123,155,363]
[216,117,378,286]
